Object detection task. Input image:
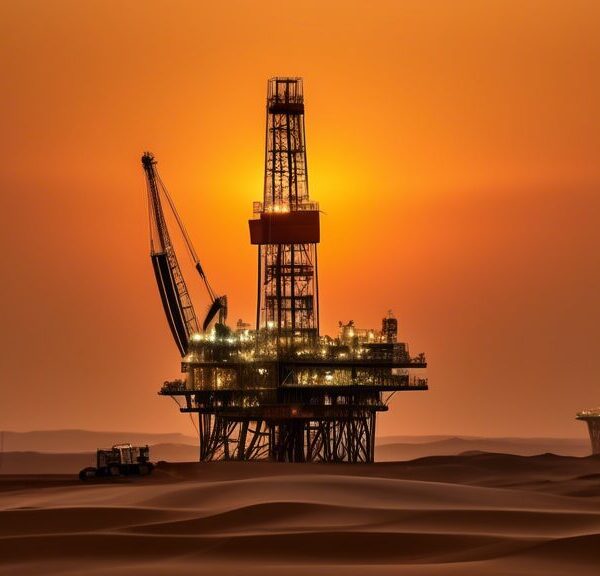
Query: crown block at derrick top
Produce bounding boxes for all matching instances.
[249,211,320,245]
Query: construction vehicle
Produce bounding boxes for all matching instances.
[79,444,153,480]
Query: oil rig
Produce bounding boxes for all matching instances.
[577,408,600,455]
[142,77,427,463]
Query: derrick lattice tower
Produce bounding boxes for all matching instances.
[251,78,319,343]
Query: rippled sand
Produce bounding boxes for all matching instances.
[1,454,599,575]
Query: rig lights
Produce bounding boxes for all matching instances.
[271,204,290,213]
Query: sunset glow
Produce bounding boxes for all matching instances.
[1,0,599,438]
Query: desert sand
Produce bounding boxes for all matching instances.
[0,452,599,575]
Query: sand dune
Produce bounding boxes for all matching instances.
[0,431,591,474]
[0,443,199,474]
[0,430,197,453]
[1,430,588,456]
[1,453,599,575]
[377,436,590,460]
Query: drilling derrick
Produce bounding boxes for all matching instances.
[250,78,320,344]
[150,77,428,463]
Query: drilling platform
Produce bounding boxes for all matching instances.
[577,408,600,455]
[142,77,428,462]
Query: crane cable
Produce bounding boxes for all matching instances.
[169,395,200,437]
[384,390,398,407]
[156,174,218,302]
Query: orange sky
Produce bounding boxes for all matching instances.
[1,0,599,438]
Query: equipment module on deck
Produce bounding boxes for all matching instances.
[142,77,428,463]
[79,444,153,480]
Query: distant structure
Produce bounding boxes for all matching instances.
[576,408,600,455]
[142,77,428,463]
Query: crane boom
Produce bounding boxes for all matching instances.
[142,152,199,356]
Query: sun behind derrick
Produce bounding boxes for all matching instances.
[142,77,428,462]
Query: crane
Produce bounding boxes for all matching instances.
[141,152,227,356]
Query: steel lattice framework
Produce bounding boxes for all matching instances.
[252,78,319,345]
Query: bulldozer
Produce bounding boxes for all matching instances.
[79,444,154,480]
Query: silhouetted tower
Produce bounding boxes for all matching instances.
[250,78,320,345]
[577,409,600,455]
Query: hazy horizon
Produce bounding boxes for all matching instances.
[0,427,590,441]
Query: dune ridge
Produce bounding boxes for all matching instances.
[1,453,599,575]
[0,433,591,474]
